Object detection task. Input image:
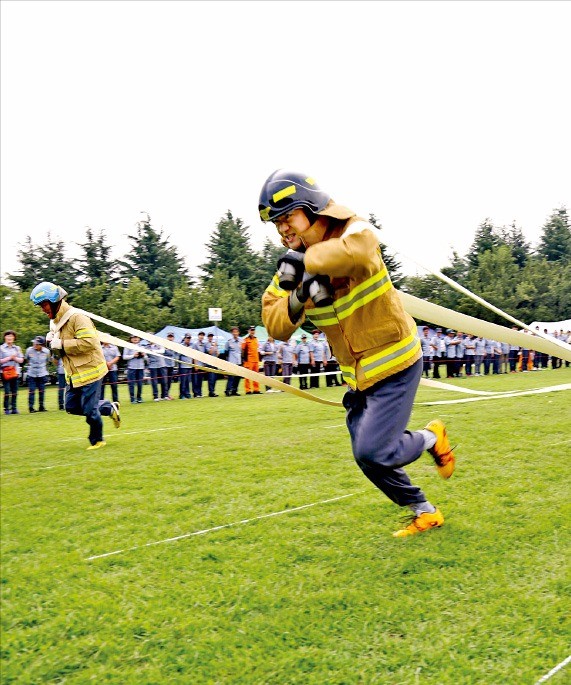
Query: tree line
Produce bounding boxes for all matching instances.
[1,207,569,346]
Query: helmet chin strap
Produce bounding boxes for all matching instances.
[49,300,62,319]
[300,216,329,248]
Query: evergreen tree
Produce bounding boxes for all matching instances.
[537,207,571,263]
[252,237,286,298]
[7,233,80,292]
[170,269,259,330]
[466,219,502,268]
[72,281,115,331]
[118,215,190,307]
[462,245,520,323]
[77,228,119,286]
[499,221,531,268]
[200,211,263,299]
[368,214,404,287]
[104,277,170,333]
[401,274,454,309]
[0,285,50,347]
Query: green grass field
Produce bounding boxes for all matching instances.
[1,369,570,684]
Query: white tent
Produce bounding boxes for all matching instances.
[529,320,571,333]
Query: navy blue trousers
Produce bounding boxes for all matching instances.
[127,368,144,402]
[28,375,47,410]
[65,379,112,445]
[179,367,192,398]
[344,358,427,507]
[149,367,168,399]
[100,370,119,403]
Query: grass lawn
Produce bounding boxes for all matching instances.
[1,368,570,684]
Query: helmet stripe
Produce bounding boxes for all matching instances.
[272,185,296,203]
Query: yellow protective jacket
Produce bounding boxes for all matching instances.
[262,215,421,392]
[54,301,108,387]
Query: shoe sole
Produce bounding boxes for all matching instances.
[111,403,121,429]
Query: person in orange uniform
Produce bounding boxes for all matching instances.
[259,170,457,537]
[241,326,261,394]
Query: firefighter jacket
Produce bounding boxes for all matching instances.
[53,301,108,387]
[262,216,421,392]
[241,335,259,363]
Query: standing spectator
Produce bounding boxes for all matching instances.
[224,327,242,396]
[205,332,219,397]
[294,334,313,390]
[430,328,445,379]
[163,332,177,398]
[1,330,24,415]
[326,354,343,386]
[541,329,551,369]
[491,340,502,374]
[278,337,296,386]
[420,326,433,378]
[500,341,510,374]
[143,335,168,401]
[261,335,278,392]
[444,329,459,378]
[519,333,530,372]
[178,333,194,399]
[464,335,475,376]
[30,282,120,450]
[474,337,486,376]
[309,329,330,388]
[539,329,550,369]
[455,333,465,377]
[191,331,207,398]
[123,334,146,403]
[57,357,66,409]
[550,330,562,369]
[483,338,494,375]
[241,326,261,395]
[25,336,51,412]
[100,340,120,403]
[509,329,519,373]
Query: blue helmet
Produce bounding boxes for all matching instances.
[30,282,68,305]
[258,170,331,222]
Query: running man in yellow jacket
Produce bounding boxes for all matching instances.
[30,282,121,450]
[259,171,456,537]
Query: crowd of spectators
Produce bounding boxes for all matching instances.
[419,326,570,379]
[121,326,343,400]
[2,324,570,414]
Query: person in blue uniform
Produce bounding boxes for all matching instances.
[178,334,194,399]
[225,327,242,396]
[191,332,207,398]
[294,334,313,390]
[25,336,51,412]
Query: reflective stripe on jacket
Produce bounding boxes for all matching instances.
[262,217,420,391]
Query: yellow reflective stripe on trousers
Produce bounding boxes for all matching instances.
[307,268,392,326]
[265,275,289,299]
[76,328,97,339]
[70,360,107,385]
[361,329,421,380]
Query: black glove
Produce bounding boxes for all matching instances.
[276,250,305,291]
[289,272,333,316]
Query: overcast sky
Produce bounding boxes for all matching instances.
[1,0,570,287]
